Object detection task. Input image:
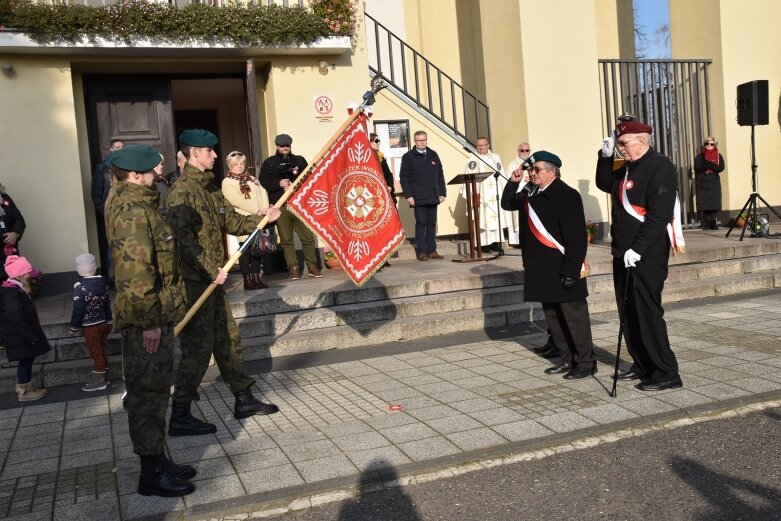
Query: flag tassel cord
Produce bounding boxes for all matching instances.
[174,81,384,336]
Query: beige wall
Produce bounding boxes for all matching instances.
[671,0,781,214]
[0,55,90,276]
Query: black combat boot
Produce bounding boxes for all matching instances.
[138,455,195,497]
[234,388,279,419]
[163,455,197,480]
[168,400,217,437]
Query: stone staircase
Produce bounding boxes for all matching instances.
[2,230,781,392]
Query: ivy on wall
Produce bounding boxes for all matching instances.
[0,0,356,46]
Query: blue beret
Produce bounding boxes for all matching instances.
[179,129,218,147]
[527,150,562,168]
[109,145,162,172]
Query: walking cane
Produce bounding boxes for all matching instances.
[610,266,633,398]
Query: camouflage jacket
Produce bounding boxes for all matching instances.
[167,164,262,282]
[106,182,186,329]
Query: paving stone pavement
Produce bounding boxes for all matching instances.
[0,290,780,520]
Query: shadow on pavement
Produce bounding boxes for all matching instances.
[337,458,421,521]
[671,455,781,520]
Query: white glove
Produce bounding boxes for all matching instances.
[624,248,641,268]
[601,136,615,158]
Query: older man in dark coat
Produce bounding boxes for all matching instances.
[501,151,596,379]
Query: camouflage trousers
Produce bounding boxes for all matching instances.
[172,281,254,403]
[122,325,173,456]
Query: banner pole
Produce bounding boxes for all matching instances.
[174,86,382,336]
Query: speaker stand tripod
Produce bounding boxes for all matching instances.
[725,125,781,240]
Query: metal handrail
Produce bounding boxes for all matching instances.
[365,12,490,146]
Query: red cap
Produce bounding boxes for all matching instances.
[615,121,653,137]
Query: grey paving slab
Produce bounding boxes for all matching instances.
[293,455,358,483]
[427,415,484,435]
[239,464,304,495]
[346,445,413,471]
[536,411,599,433]
[446,427,508,451]
[397,436,461,462]
[330,431,391,452]
[184,474,246,507]
[53,497,120,521]
[230,448,291,472]
[491,420,555,442]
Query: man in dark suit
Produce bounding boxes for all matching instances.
[399,130,447,261]
[501,151,596,379]
[596,120,683,391]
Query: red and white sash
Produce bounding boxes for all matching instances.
[525,198,589,278]
[620,172,686,255]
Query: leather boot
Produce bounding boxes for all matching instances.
[243,274,258,290]
[163,455,197,480]
[15,381,47,402]
[252,273,268,289]
[138,455,195,497]
[234,388,279,419]
[168,400,217,437]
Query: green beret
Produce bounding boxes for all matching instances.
[179,129,218,147]
[527,150,562,168]
[109,145,162,172]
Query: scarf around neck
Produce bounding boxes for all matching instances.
[702,146,719,173]
[227,171,256,199]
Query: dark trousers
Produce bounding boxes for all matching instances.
[122,326,173,455]
[613,255,679,382]
[542,300,595,365]
[238,240,263,277]
[16,357,33,384]
[277,207,317,269]
[413,204,438,254]
[173,282,255,403]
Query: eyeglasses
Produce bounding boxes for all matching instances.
[276,144,290,148]
[519,149,530,153]
[372,139,380,143]
[704,142,715,147]
[616,136,641,148]
[530,166,549,173]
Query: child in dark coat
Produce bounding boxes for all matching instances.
[69,254,113,391]
[0,255,50,401]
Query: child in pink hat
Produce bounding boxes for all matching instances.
[0,255,51,401]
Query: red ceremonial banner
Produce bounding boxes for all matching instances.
[287,113,405,286]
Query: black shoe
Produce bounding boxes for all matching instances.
[234,388,279,419]
[168,400,217,437]
[563,362,597,380]
[635,375,683,391]
[544,362,573,375]
[533,337,556,354]
[138,469,195,497]
[615,368,642,381]
[541,346,562,359]
[164,457,197,480]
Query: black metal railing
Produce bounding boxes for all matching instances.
[599,59,713,226]
[365,12,490,146]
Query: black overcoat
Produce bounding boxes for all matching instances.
[399,148,446,205]
[501,178,588,303]
[693,152,725,212]
[595,148,676,258]
[0,285,51,362]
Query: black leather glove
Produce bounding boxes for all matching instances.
[561,276,577,290]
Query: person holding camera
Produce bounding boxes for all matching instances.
[259,134,322,280]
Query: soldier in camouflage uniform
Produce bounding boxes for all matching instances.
[166,129,281,436]
[106,145,196,497]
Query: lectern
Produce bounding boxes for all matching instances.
[448,171,496,262]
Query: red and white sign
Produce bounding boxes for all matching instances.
[314,95,333,116]
[288,114,405,286]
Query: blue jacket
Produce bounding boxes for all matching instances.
[70,275,113,330]
[399,147,446,205]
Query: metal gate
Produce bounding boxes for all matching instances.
[598,59,713,226]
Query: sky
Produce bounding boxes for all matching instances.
[633,0,671,58]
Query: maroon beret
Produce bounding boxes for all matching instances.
[615,121,653,137]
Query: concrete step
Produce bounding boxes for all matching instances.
[4,232,781,392]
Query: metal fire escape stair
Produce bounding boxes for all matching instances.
[365,12,491,148]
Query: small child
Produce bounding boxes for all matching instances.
[0,255,51,401]
[69,253,113,392]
